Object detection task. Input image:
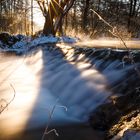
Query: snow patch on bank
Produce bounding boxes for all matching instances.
[0,35,78,53]
[31,36,59,46]
[60,36,78,43]
[30,35,78,45]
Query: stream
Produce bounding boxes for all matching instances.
[0,43,139,140]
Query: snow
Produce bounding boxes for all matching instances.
[15,34,26,40]
[30,35,78,45]
[60,36,79,43]
[12,41,27,49]
[30,36,59,46]
[0,35,78,53]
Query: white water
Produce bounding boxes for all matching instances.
[0,45,136,138]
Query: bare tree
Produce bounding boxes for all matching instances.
[36,0,75,35]
[0,0,30,34]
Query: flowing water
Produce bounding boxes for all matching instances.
[0,42,139,140]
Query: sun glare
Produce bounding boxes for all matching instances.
[33,1,45,28]
[0,51,43,137]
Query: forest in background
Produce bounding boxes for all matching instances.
[0,1,140,140]
[66,0,140,38]
[0,0,32,34]
[0,0,140,38]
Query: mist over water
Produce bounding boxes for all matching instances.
[0,43,137,138]
[75,39,140,49]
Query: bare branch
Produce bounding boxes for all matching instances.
[0,84,16,114]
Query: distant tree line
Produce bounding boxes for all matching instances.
[65,0,140,38]
[0,0,31,34]
[0,0,140,38]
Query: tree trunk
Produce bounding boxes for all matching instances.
[128,0,133,32]
[82,0,90,31]
[43,0,59,35]
[43,16,55,35]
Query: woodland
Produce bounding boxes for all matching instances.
[0,0,140,38]
[0,1,140,140]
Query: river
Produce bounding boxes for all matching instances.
[0,42,139,140]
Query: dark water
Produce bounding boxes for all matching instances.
[0,44,138,140]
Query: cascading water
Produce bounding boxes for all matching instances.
[0,43,139,140]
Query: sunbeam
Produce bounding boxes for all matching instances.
[0,51,43,137]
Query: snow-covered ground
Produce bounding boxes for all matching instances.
[0,35,78,54]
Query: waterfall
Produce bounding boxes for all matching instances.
[0,44,138,139]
